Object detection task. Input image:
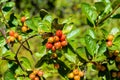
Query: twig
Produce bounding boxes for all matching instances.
[96,4,120,26]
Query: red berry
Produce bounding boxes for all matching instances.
[107,40,112,47]
[21,16,26,23]
[56,30,62,37]
[61,40,68,47]
[52,46,56,52]
[9,30,15,36]
[54,63,60,69]
[33,76,39,80]
[29,73,35,79]
[46,42,53,49]
[54,36,59,42]
[48,37,54,43]
[60,34,66,41]
[37,70,44,77]
[54,42,62,49]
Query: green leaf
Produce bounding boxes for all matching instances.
[81,3,98,25]
[19,57,32,69]
[86,28,96,39]
[110,27,119,35]
[62,23,74,34]
[26,17,41,31]
[85,35,98,56]
[112,0,120,9]
[4,70,16,80]
[43,15,53,23]
[39,9,48,19]
[94,2,105,13]
[0,0,8,4]
[112,14,120,19]
[67,29,80,39]
[2,2,15,16]
[98,41,106,55]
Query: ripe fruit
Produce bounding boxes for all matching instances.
[37,70,43,77]
[46,42,53,49]
[54,42,62,49]
[17,35,22,41]
[60,34,66,41]
[54,63,60,69]
[54,36,59,42]
[68,72,74,79]
[73,69,79,75]
[79,71,84,77]
[9,36,15,42]
[48,37,54,43]
[61,40,68,47]
[9,30,15,36]
[33,69,39,74]
[74,75,80,80]
[51,46,56,52]
[33,76,39,80]
[22,26,28,32]
[14,33,18,38]
[112,72,117,78]
[107,34,114,41]
[29,73,35,79]
[115,56,120,62]
[56,30,62,37]
[21,16,26,23]
[107,40,112,47]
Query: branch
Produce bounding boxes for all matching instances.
[96,4,120,26]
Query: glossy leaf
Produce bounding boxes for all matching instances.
[81,3,98,25]
[67,29,80,39]
[4,70,16,80]
[85,35,98,56]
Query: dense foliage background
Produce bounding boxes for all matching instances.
[0,0,120,80]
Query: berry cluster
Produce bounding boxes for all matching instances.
[67,68,84,80]
[46,30,67,52]
[29,69,43,80]
[21,16,30,32]
[7,30,22,43]
[106,34,114,47]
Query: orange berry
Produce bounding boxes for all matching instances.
[100,65,106,71]
[29,73,35,79]
[107,34,114,41]
[33,76,39,80]
[17,35,22,41]
[37,70,44,77]
[56,30,62,37]
[54,36,59,42]
[48,37,54,43]
[21,26,28,32]
[79,71,84,77]
[73,69,79,75]
[9,30,15,36]
[9,36,15,42]
[33,69,39,74]
[67,72,74,79]
[61,40,68,47]
[114,50,119,56]
[14,32,18,38]
[21,16,26,23]
[51,46,56,52]
[106,40,112,47]
[74,75,80,80]
[54,42,62,49]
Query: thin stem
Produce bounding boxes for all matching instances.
[96,4,120,26]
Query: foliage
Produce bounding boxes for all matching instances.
[0,0,120,80]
